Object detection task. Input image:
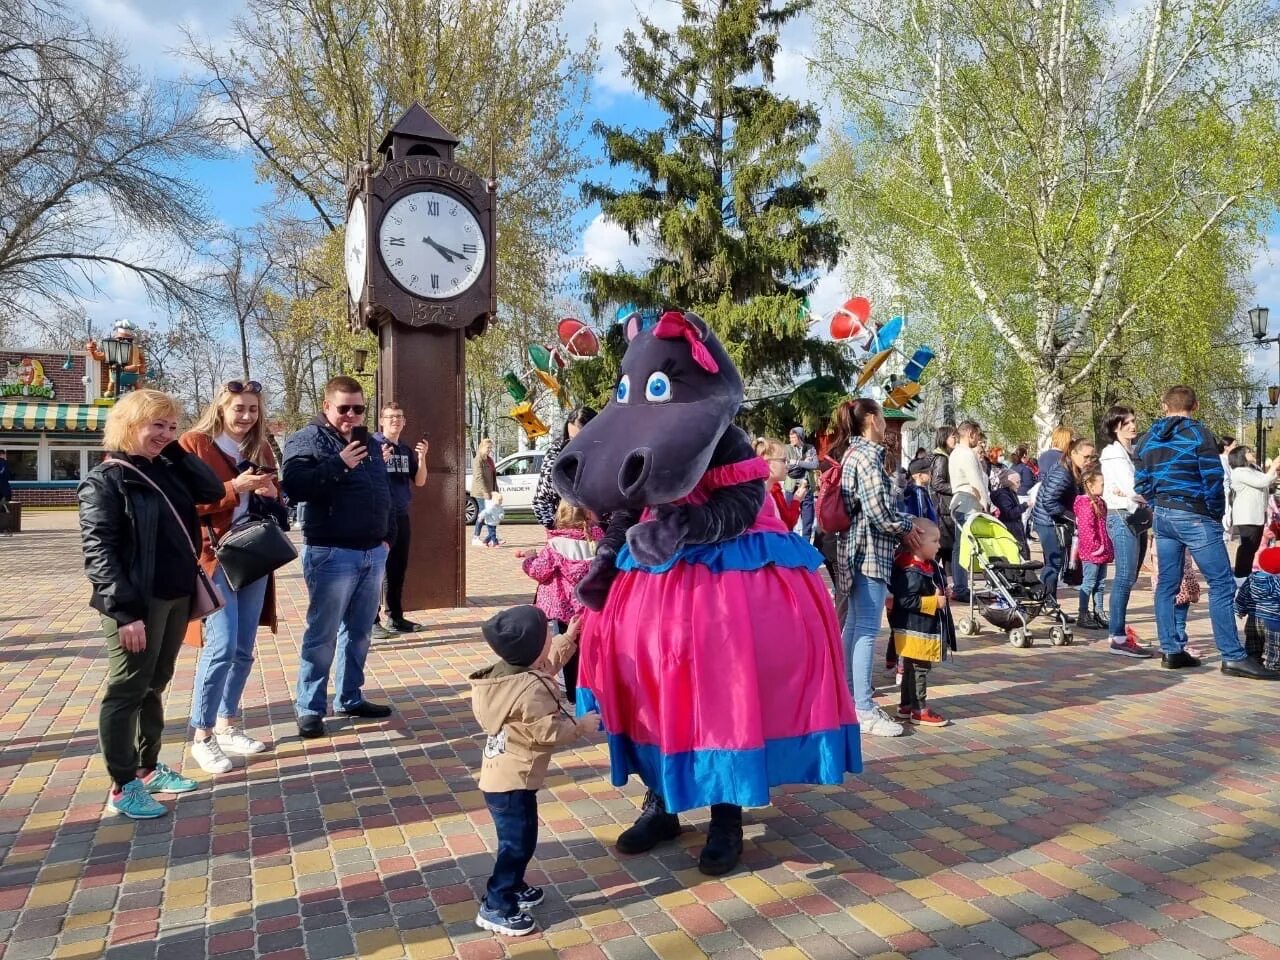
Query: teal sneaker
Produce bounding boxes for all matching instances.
[107,780,168,819]
[143,762,198,794]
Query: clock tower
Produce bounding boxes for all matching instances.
[345,103,497,609]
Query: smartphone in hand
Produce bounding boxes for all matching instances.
[351,425,370,447]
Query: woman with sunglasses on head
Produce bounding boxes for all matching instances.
[179,380,284,773]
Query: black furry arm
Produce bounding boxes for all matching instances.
[600,508,641,556]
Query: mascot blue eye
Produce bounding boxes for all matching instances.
[645,371,672,403]
[616,375,631,404]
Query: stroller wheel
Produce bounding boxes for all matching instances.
[1049,625,1071,646]
[958,618,979,638]
[1008,627,1032,648]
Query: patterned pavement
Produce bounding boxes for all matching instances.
[1,511,1279,960]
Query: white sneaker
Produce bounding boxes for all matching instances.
[191,737,233,773]
[472,537,483,546]
[858,707,906,737]
[215,726,267,755]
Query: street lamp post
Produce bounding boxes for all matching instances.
[1249,305,1275,453]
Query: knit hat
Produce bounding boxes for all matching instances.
[1259,547,1280,576]
[908,455,933,475]
[481,605,548,667]
[790,426,806,442]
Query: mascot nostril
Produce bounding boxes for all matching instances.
[618,449,651,498]
[553,307,862,879]
[552,451,584,501]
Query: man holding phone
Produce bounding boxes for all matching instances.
[282,376,397,739]
[372,401,430,638]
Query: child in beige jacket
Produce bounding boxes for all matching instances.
[469,606,598,937]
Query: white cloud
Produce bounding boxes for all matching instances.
[580,213,657,273]
[561,0,684,99]
[70,0,244,75]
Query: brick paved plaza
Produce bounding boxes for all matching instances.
[1,512,1280,960]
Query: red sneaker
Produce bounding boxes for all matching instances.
[911,707,950,727]
[895,705,914,721]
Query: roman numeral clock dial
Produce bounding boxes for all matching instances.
[377,190,486,300]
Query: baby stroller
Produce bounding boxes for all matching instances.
[955,514,1073,648]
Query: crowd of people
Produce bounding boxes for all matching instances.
[71,365,1280,935]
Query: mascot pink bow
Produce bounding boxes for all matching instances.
[653,310,719,374]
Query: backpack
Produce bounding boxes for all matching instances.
[817,454,853,534]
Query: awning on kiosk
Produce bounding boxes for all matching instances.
[0,402,108,432]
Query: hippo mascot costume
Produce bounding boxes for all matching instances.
[552,308,861,876]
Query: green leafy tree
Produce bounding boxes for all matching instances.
[569,0,850,420]
[813,0,1280,447]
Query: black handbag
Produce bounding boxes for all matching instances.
[1125,505,1153,535]
[211,516,298,591]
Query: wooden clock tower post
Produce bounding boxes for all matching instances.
[344,103,496,609]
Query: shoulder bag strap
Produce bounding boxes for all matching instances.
[103,458,202,562]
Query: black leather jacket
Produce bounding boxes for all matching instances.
[77,443,224,625]
[929,447,954,516]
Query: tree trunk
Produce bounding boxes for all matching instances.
[1033,371,1066,451]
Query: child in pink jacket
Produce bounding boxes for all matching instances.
[1073,468,1114,631]
[514,502,604,706]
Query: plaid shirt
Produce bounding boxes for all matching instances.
[836,437,915,592]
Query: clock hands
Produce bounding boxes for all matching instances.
[423,235,467,264]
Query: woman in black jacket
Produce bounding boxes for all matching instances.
[929,426,959,563]
[78,389,224,820]
[1028,438,1096,615]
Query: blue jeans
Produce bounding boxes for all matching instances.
[1174,603,1190,647]
[484,524,501,545]
[951,509,969,597]
[1034,519,1064,605]
[842,573,888,715]
[483,789,538,914]
[799,489,815,540]
[473,498,487,538]
[295,544,388,718]
[1107,513,1141,637]
[1079,562,1107,619]
[190,567,269,730]
[1153,508,1244,661]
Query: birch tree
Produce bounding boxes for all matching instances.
[813,0,1280,446]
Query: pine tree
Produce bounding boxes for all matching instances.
[570,0,850,424]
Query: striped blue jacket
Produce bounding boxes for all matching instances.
[1135,416,1224,521]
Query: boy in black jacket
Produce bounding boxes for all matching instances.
[887,519,956,727]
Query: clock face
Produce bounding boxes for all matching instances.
[344,196,367,304]
[377,190,486,300]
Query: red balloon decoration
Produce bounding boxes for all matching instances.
[558,317,600,359]
[830,296,872,342]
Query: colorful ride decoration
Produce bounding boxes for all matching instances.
[500,317,602,441]
[814,296,938,406]
[558,317,600,360]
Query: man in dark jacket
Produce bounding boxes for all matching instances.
[284,376,400,737]
[1136,385,1279,680]
[372,401,429,638]
[786,426,819,539]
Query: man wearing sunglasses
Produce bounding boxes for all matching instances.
[282,376,398,738]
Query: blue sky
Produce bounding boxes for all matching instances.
[62,0,1280,377]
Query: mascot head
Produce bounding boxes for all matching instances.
[553,309,742,514]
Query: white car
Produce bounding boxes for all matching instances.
[464,450,545,524]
